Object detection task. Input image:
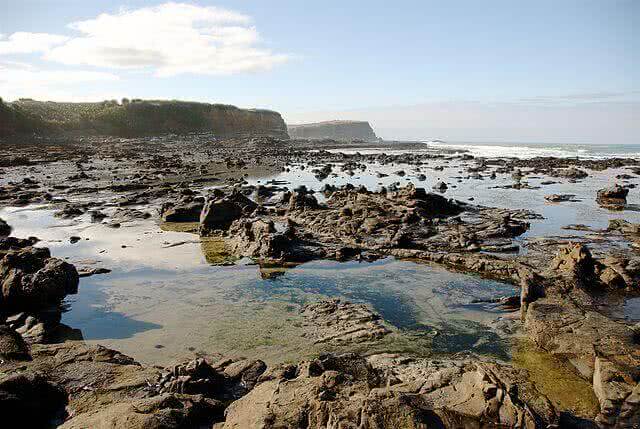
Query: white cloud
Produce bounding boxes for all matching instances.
[0,61,119,101]
[34,2,287,76]
[0,32,69,55]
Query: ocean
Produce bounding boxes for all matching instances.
[424,141,640,160]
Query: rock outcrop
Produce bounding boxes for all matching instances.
[219,352,557,428]
[521,243,640,428]
[301,299,391,345]
[0,238,79,312]
[288,120,379,141]
[597,184,629,210]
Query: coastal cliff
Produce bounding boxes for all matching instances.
[288,120,379,141]
[0,98,288,138]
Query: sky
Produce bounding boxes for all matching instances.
[0,0,638,143]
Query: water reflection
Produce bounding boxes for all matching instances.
[62,274,163,340]
[0,195,554,365]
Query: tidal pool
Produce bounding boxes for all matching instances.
[0,205,519,365]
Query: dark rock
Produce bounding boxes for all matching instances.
[199,190,257,234]
[161,198,204,223]
[0,245,79,312]
[597,184,629,200]
[0,373,68,428]
[288,187,319,211]
[0,218,10,237]
[0,325,30,360]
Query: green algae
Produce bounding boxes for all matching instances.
[512,339,600,418]
[160,221,200,233]
[200,237,235,265]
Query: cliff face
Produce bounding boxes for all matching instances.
[0,99,288,138]
[287,120,378,141]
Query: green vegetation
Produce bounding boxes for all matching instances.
[0,97,48,135]
[0,97,286,138]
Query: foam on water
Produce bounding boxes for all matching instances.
[424,141,640,160]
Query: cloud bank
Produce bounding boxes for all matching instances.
[0,2,288,101]
[43,2,288,76]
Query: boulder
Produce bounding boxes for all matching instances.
[597,185,629,210]
[597,185,629,200]
[0,218,10,237]
[199,190,257,234]
[0,325,30,360]
[161,197,204,222]
[0,244,79,312]
[226,219,298,261]
[549,243,596,283]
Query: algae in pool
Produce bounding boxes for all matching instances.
[160,221,200,233]
[512,340,600,418]
[60,257,520,365]
[1,205,522,365]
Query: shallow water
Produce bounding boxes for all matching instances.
[2,155,639,366]
[252,159,640,238]
[0,205,519,365]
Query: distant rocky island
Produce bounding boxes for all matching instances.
[287,120,379,142]
[0,98,288,138]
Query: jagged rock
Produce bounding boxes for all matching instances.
[200,190,257,234]
[288,189,319,211]
[524,298,640,426]
[54,204,85,219]
[159,357,225,396]
[593,357,640,428]
[160,197,204,222]
[608,219,640,235]
[0,242,79,312]
[549,243,596,282]
[219,352,557,429]
[226,219,298,261]
[597,185,629,200]
[222,359,267,392]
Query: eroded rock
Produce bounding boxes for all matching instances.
[220,352,557,428]
[0,239,79,312]
[301,299,391,345]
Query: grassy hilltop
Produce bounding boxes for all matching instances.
[0,98,288,138]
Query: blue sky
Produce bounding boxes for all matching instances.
[1,0,638,142]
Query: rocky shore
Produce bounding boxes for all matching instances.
[1,134,639,428]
